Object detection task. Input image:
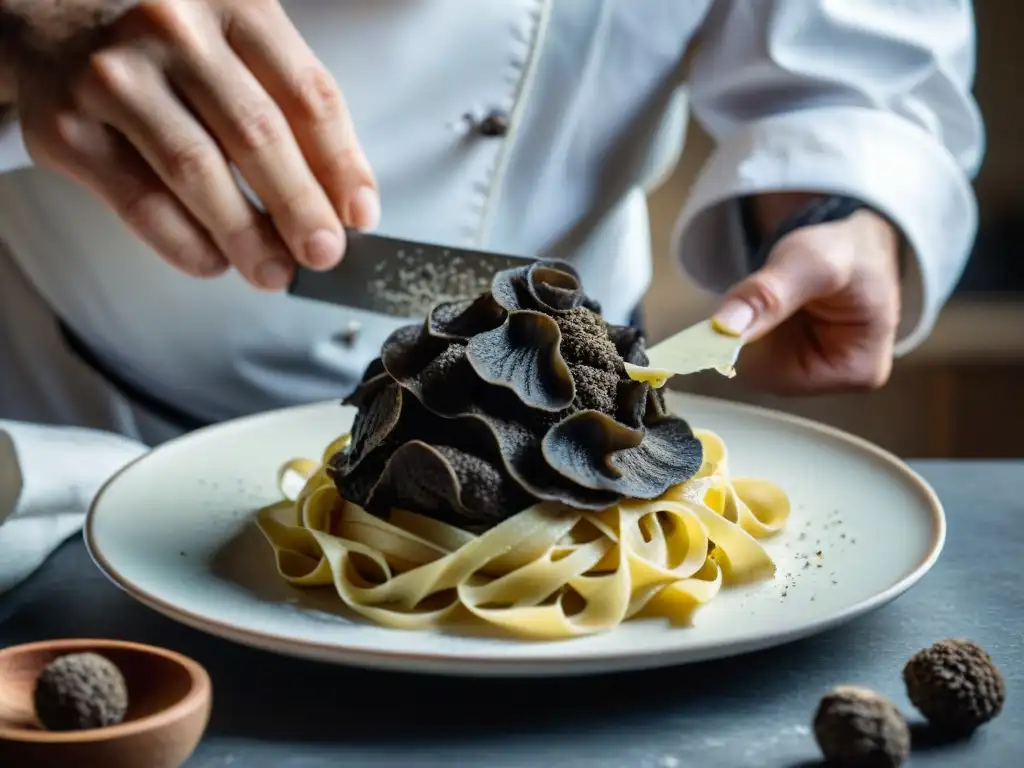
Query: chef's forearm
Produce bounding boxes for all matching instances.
[746,192,824,240]
[0,5,24,105]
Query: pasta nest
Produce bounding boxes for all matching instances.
[257,429,790,639]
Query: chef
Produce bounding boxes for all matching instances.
[0,0,983,590]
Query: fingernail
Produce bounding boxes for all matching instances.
[350,186,381,231]
[305,228,345,270]
[196,258,226,277]
[256,259,293,290]
[712,300,755,336]
[195,250,227,277]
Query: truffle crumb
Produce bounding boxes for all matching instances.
[555,308,623,414]
[572,367,620,414]
[556,308,619,372]
[813,685,910,767]
[903,638,1005,735]
[418,344,466,394]
[34,652,129,731]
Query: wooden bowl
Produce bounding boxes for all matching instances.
[0,639,211,768]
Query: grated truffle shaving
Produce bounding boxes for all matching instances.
[331,260,703,528]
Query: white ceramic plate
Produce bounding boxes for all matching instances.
[86,393,944,677]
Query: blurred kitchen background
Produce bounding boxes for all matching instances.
[644,3,1023,459]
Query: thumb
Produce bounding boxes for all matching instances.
[712,235,850,339]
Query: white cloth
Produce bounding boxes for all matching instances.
[0,0,984,593]
[0,422,147,593]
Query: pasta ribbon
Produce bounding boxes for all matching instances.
[256,429,789,639]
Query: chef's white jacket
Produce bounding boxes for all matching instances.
[0,0,984,591]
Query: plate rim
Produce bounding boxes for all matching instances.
[85,393,946,676]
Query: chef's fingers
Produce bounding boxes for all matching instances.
[73,47,294,290]
[223,0,380,231]
[164,12,347,271]
[735,314,896,395]
[711,222,854,341]
[45,113,227,278]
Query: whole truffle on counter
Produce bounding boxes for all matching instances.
[903,638,1005,735]
[813,685,910,767]
[330,260,704,529]
[33,652,129,731]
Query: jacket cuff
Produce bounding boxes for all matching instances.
[673,106,979,356]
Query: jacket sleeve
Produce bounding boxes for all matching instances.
[0,118,31,175]
[0,419,147,593]
[676,0,985,355]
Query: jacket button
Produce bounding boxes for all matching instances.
[331,320,361,347]
[478,110,509,137]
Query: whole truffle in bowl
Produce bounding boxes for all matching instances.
[0,638,211,768]
[34,652,128,731]
[329,260,704,529]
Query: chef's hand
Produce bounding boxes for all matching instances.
[711,193,902,395]
[7,0,378,289]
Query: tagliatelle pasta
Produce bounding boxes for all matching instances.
[255,428,789,640]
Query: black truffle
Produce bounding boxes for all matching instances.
[33,652,129,731]
[813,685,910,767]
[903,638,1005,735]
